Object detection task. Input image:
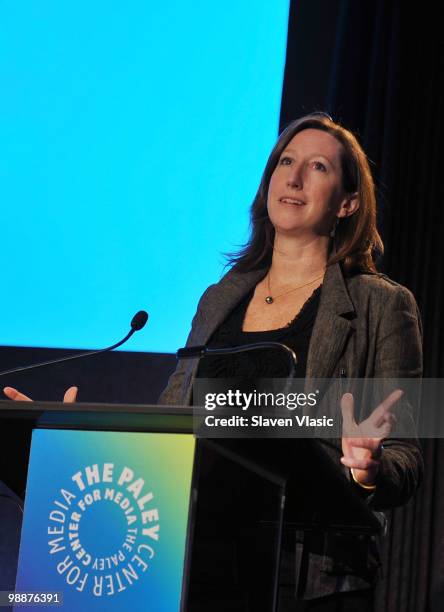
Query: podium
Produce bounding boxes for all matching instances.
[0,400,381,611]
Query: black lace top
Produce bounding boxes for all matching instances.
[196,284,322,379]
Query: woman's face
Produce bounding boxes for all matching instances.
[267,128,353,237]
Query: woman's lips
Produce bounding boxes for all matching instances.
[279,197,306,206]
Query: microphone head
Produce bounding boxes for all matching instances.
[131,310,149,331]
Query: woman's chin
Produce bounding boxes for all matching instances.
[270,217,330,236]
[272,222,310,236]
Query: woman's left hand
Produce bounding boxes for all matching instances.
[340,389,403,487]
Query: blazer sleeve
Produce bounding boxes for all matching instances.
[368,284,424,510]
[157,285,213,406]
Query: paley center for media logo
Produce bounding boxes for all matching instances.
[47,462,160,597]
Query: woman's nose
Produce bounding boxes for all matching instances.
[287,165,303,189]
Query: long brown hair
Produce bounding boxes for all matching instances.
[227,113,384,274]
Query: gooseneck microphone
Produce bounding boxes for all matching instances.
[177,341,297,379]
[0,310,149,378]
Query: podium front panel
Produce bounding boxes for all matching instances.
[15,429,195,611]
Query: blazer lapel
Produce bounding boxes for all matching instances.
[198,267,268,344]
[306,262,355,380]
[184,268,268,403]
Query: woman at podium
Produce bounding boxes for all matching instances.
[5,113,422,610]
[157,113,423,610]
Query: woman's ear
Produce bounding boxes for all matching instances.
[337,192,360,218]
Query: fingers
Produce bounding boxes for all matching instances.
[3,387,33,401]
[378,412,396,437]
[371,389,404,427]
[347,437,382,453]
[347,439,384,462]
[3,386,78,403]
[359,413,396,439]
[340,455,379,471]
[63,386,78,403]
[340,393,356,430]
[341,389,401,439]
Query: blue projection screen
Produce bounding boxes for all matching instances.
[0,1,289,353]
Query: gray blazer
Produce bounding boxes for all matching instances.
[158,261,423,598]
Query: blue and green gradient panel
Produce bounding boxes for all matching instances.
[16,429,195,610]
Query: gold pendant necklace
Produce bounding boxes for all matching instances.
[265,270,325,304]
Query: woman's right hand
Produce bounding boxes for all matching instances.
[3,386,78,402]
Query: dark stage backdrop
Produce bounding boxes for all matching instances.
[280,1,444,610]
[1,1,443,609]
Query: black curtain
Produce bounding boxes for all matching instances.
[280,1,444,610]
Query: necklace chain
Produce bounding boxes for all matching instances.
[265,270,325,304]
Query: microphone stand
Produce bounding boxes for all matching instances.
[0,311,148,378]
[177,341,298,398]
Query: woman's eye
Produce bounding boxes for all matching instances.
[279,156,292,165]
[312,160,326,172]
